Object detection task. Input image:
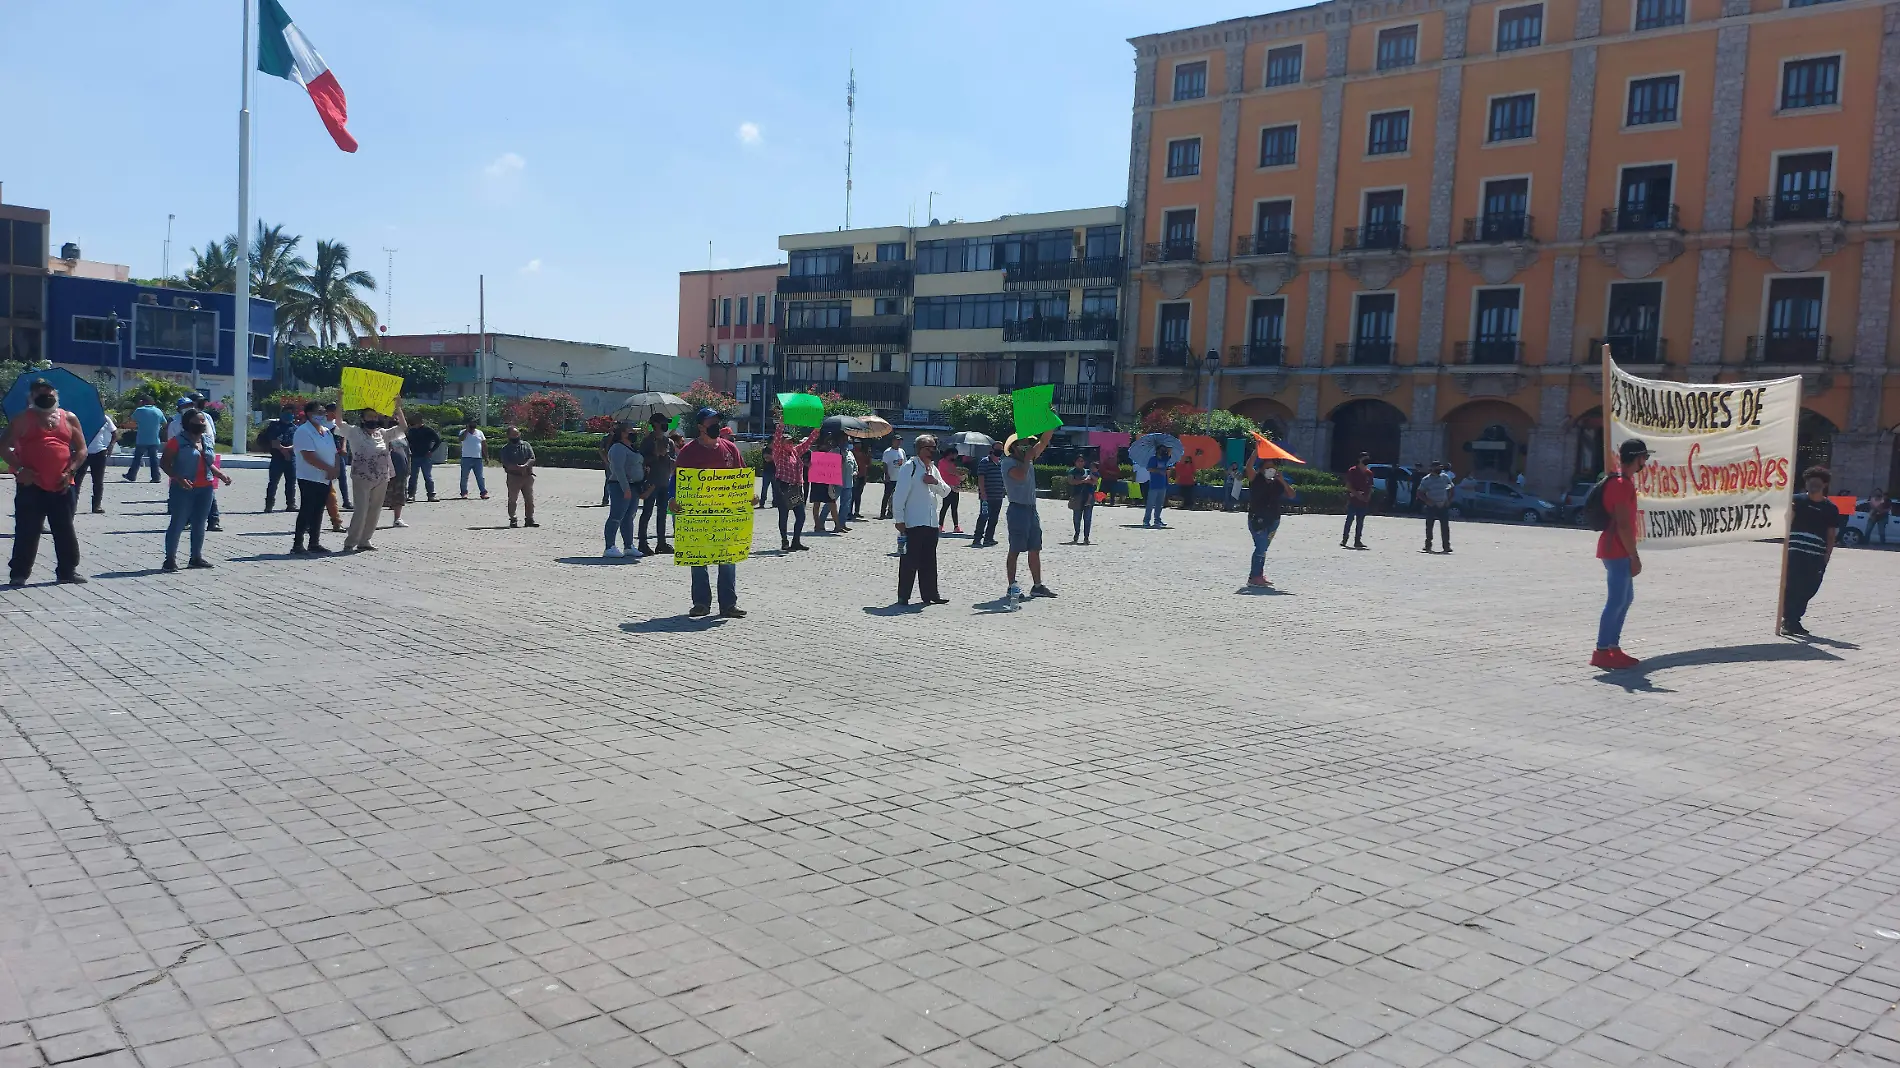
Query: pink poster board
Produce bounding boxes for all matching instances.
[808,451,843,485]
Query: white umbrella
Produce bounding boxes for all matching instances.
[947,431,994,456]
[1128,433,1183,482]
[612,392,690,424]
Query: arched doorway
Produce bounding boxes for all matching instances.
[1442,400,1534,479]
[1228,398,1293,444]
[1329,399,1405,471]
[1798,410,1835,473]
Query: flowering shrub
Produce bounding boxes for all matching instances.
[502,391,584,438]
[680,379,739,417]
[583,414,618,433]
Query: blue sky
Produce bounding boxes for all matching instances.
[4,1,1299,354]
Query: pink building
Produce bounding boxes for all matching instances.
[677,262,785,424]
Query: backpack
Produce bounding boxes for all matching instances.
[1581,474,1615,531]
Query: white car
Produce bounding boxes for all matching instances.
[1840,499,1894,547]
[1367,464,1416,509]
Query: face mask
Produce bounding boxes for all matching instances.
[33,394,56,409]
[314,416,333,429]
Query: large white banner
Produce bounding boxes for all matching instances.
[1606,360,1802,550]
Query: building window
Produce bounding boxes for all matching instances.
[8,326,42,361]
[1157,303,1191,356]
[719,298,732,326]
[1253,200,1294,254]
[1497,5,1543,51]
[788,247,848,276]
[1774,151,1836,220]
[1367,110,1411,155]
[1166,138,1202,178]
[1487,94,1536,142]
[1352,294,1397,362]
[910,353,1001,387]
[1173,61,1207,100]
[756,295,768,324]
[1472,289,1522,363]
[1376,25,1418,70]
[874,352,895,372]
[786,359,847,382]
[1081,287,1118,320]
[1479,178,1530,240]
[10,220,43,268]
[1259,124,1298,167]
[1625,75,1680,125]
[1084,225,1122,259]
[1361,190,1406,248]
[735,296,749,327]
[785,301,847,329]
[72,315,119,344]
[1002,291,1069,324]
[915,236,1000,274]
[1616,164,1677,230]
[913,294,1007,330]
[1634,0,1685,30]
[1266,45,1303,87]
[1161,209,1197,260]
[1249,298,1286,344]
[1781,56,1842,109]
[1764,276,1827,362]
[873,296,904,316]
[754,344,766,364]
[12,274,43,320]
[876,241,906,261]
[1001,357,1064,388]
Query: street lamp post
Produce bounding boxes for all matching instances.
[1202,349,1220,412]
[104,311,123,393]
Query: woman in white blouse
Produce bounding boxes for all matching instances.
[890,433,952,606]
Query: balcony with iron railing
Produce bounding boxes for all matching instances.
[1745,333,1833,365]
[1454,339,1523,365]
[1049,384,1119,411]
[1334,341,1398,366]
[776,316,910,350]
[1226,341,1286,367]
[775,261,914,297]
[1141,240,1200,264]
[831,377,910,409]
[1002,256,1125,287]
[1136,342,1193,367]
[1599,204,1681,234]
[1234,231,1297,258]
[1001,317,1119,344]
[1342,222,1408,252]
[1461,213,1535,244]
[1752,191,1845,226]
[1589,335,1669,365]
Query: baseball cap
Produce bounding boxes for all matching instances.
[175,398,193,409]
[1619,438,1650,461]
[695,407,721,424]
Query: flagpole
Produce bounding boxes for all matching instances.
[231,0,254,456]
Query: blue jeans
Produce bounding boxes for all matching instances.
[1598,557,1634,649]
[165,484,216,561]
[122,444,162,481]
[640,482,672,545]
[1071,503,1094,541]
[604,485,638,550]
[1143,483,1168,525]
[837,483,854,523]
[1249,516,1280,577]
[691,564,737,611]
[409,458,436,498]
[460,456,487,495]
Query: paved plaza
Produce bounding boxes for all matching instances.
[2,467,1898,1068]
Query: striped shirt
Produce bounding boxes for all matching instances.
[1788,496,1840,557]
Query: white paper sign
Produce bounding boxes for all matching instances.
[1606,360,1802,550]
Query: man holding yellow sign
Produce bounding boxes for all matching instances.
[669,407,749,618]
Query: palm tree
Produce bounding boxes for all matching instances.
[183,239,236,292]
[290,240,379,347]
[180,223,310,342]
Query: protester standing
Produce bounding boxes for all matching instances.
[672,408,746,618]
[768,420,815,551]
[973,441,1005,548]
[838,442,858,531]
[891,433,950,606]
[336,404,407,551]
[1869,489,1891,545]
[385,428,411,528]
[1246,459,1295,587]
[1002,429,1057,606]
[1172,454,1198,512]
[879,436,905,519]
[1067,455,1099,544]
[1143,445,1174,528]
[1223,462,1242,512]
[850,441,870,521]
[325,402,352,513]
[3,379,88,586]
[74,416,114,514]
[1342,453,1373,549]
[169,396,224,531]
[1782,465,1842,637]
[1592,438,1647,669]
[936,452,963,533]
[499,426,538,528]
[603,423,644,558]
[458,420,488,499]
[639,413,676,554]
[406,421,441,502]
[158,410,232,570]
[1417,461,1456,553]
[263,413,299,512]
[290,400,338,555]
[123,401,165,482]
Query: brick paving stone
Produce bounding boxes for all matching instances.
[3,468,1900,1066]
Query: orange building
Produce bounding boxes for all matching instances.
[1123,0,1900,496]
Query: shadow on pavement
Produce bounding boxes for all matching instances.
[1235,585,1294,596]
[971,596,1019,614]
[555,556,644,566]
[1595,641,1842,693]
[92,568,171,579]
[621,617,726,633]
[226,552,311,563]
[863,604,923,617]
[103,529,168,536]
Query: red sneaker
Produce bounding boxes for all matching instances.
[1608,649,1640,668]
[1247,575,1271,587]
[1590,649,1618,670]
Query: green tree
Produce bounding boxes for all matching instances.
[285,239,378,346]
[939,393,1015,440]
[181,222,311,341]
[183,239,236,292]
[285,345,447,395]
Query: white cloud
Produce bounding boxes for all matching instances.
[484,152,526,177]
[736,122,762,146]
[521,258,542,274]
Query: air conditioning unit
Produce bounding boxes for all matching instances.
[138,293,159,305]
[172,297,200,310]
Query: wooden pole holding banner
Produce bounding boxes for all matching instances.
[1600,344,1614,478]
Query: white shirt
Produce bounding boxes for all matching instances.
[87,422,115,454]
[461,428,486,456]
[881,446,905,479]
[890,456,950,528]
[292,421,338,482]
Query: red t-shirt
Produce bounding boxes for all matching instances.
[1596,475,1637,559]
[1345,465,1373,501]
[676,436,742,470]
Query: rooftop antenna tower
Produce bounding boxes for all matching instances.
[844,57,856,229]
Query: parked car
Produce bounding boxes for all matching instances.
[1449,478,1563,523]
[1367,464,1416,509]
[1559,480,1597,524]
[1840,499,1894,547]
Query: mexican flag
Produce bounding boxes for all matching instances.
[257,0,357,152]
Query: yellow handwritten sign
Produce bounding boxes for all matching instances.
[340,367,404,415]
[673,467,755,566]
